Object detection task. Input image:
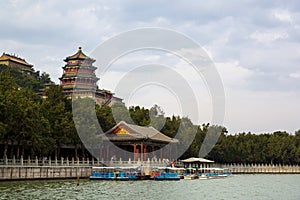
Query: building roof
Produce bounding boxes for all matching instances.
[103,121,179,143]
[64,47,95,61]
[0,53,33,67]
[181,157,214,163]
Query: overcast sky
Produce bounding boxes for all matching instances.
[1,0,299,134]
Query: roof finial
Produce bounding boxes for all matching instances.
[78,47,82,51]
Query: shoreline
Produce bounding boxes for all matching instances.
[1,164,300,181]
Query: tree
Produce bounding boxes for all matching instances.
[111,102,132,124]
[72,98,102,158]
[129,106,150,126]
[96,105,116,132]
[40,72,53,84]
[40,85,70,158]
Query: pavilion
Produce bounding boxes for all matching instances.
[181,157,215,169]
[99,121,179,162]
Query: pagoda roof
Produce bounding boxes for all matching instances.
[103,121,179,143]
[64,47,95,62]
[0,53,33,67]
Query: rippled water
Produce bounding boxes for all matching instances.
[0,174,299,200]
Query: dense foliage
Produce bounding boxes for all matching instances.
[0,65,299,164]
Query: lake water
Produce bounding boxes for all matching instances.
[0,174,299,200]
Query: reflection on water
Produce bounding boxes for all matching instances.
[0,175,299,200]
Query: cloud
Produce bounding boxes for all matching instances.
[289,72,300,78]
[216,61,254,89]
[271,9,293,23]
[249,30,289,43]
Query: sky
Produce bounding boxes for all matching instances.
[1,0,299,134]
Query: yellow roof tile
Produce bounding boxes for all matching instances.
[0,53,33,67]
[65,47,95,61]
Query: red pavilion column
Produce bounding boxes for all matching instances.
[140,143,144,161]
[144,145,147,161]
[133,144,137,161]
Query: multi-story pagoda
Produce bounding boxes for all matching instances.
[60,47,122,106]
[60,47,99,98]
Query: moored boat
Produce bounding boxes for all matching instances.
[90,166,138,181]
[183,167,199,180]
[90,167,116,180]
[150,167,182,181]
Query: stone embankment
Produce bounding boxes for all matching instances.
[1,157,299,181]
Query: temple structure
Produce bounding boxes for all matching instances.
[0,53,37,77]
[59,47,122,106]
[99,121,179,162]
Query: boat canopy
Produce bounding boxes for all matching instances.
[181,157,214,163]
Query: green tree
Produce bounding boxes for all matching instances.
[111,102,132,124]
[96,105,116,132]
[40,85,70,158]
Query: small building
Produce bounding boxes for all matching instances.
[181,157,214,169]
[59,47,122,106]
[99,121,179,162]
[0,53,37,77]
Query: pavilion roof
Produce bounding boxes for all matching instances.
[181,157,214,163]
[103,121,179,143]
[0,53,33,67]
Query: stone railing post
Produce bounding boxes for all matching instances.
[137,158,141,165]
[12,156,16,165]
[20,155,23,166]
[66,157,69,166]
[4,155,8,165]
[35,156,39,166]
[55,157,58,166]
[48,156,51,166]
[61,157,64,166]
[28,156,31,165]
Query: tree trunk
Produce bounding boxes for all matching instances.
[31,147,34,158]
[10,141,14,158]
[16,141,20,159]
[21,144,25,158]
[54,148,57,159]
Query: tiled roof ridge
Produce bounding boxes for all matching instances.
[0,52,33,66]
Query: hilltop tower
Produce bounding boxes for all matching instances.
[59,47,99,97]
[59,47,122,105]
